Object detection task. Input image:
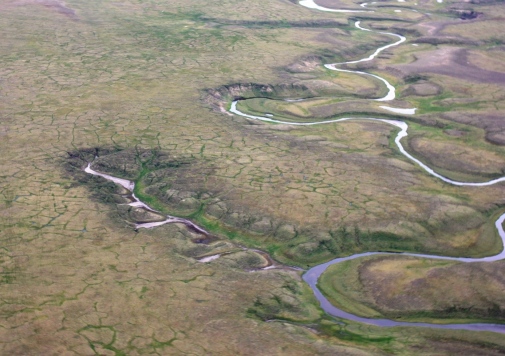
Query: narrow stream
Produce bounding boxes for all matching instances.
[84,0,505,334]
[85,163,210,233]
[228,1,505,333]
[85,163,287,270]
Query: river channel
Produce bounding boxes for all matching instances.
[230,0,505,333]
[85,0,505,334]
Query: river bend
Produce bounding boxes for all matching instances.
[84,0,505,334]
[228,0,505,333]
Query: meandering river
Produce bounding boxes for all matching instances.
[85,0,505,334]
[230,0,505,333]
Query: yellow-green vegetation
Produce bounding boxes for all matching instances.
[2,0,505,353]
[319,255,505,323]
[80,146,504,269]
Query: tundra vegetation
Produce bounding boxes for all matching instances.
[1,0,505,354]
